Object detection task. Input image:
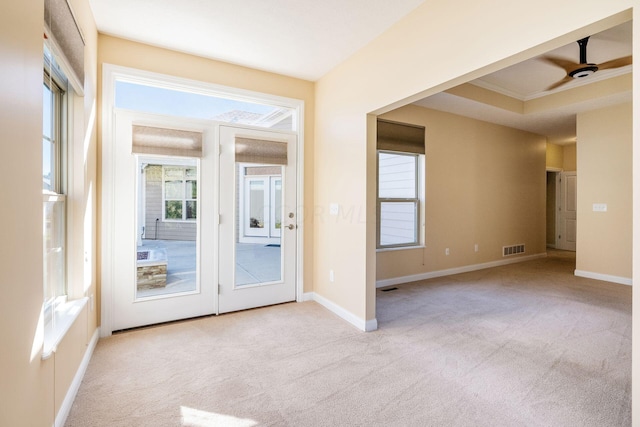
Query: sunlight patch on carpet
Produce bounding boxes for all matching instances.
[181,406,258,427]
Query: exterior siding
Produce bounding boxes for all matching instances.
[144,165,197,241]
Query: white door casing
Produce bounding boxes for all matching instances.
[101,64,305,335]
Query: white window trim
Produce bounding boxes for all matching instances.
[42,297,88,360]
[42,30,87,359]
[376,150,425,250]
[161,165,198,222]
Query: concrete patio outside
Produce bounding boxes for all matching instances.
[137,239,281,298]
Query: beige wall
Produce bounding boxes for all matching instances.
[546,143,577,171]
[576,102,632,280]
[0,0,99,424]
[314,0,633,325]
[563,144,577,171]
[546,143,564,170]
[376,105,546,280]
[97,35,316,299]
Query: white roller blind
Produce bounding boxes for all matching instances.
[235,137,287,165]
[132,125,203,158]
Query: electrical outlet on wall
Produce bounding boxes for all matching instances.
[474,244,479,252]
[445,248,450,256]
[329,269,335,282]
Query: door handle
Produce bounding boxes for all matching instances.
[286,224,296,230]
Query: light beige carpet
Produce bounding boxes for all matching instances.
[66,250,631,426]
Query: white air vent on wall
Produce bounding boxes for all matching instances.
[503,244,525,257]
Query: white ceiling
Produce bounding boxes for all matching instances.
[88,0,426,81]
[89,2,631,143]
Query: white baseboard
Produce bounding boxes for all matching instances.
[55,327,100,427]
[574,270,632,286]
[309,292,377,332]
[301,292,314,302]
[376,253,547,288]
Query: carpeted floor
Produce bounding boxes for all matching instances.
[66,250,631,426]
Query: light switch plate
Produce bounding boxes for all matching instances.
[593,203,607,212]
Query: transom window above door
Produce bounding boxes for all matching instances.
[116,81,295,131]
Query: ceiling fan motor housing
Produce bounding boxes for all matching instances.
[570,64,598,78]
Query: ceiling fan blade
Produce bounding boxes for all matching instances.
[598,55,632,71]
[541,56,578,73]
[545,75,574,91]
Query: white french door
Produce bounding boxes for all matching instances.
[104,114,299,332]
[110,111,217,331]
[218,126,297,313]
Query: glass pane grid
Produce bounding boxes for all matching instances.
[378,152,417,199]
[379,201,418,247]
[43,65,67,313]
[43,198,65,303]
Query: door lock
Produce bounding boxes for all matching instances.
[286,224,296,230]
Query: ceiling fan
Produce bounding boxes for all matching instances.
[544,36,632,91]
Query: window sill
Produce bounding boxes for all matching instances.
[377,245,425,253]
[42,297,88,360]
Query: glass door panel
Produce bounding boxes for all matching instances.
[218,126,296,314]
[135,156,199,300]
[236,165,283,287]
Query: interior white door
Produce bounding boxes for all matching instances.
[111,110,217,331]
[557,171,577,251]
[219,126,297,313]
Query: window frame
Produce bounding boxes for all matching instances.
[376,150,425,250]
[43,44,69,319]
[162,165,198,222]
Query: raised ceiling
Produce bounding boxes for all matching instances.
[414,21,632,143]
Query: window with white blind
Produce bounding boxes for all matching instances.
[376,119,425,249]
[377,151,424,248]
[41,0,87,359]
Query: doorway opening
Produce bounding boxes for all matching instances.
[546,171,559,249]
